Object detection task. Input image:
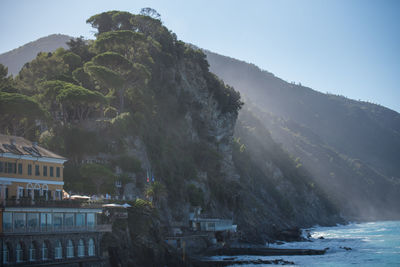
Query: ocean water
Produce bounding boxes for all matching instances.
[217,221,400,266]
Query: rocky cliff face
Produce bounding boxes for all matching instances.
[0,23,344,266]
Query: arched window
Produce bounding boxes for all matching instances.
[54,240,62,259]
[2,243,10,264]
[29,242,36,261]
[78,239,85,257]
[88,238,95,256]
[42,242,48,260]
[66,240,74,258]
[16,242,24,263]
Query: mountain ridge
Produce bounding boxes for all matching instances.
[1,33,399,220]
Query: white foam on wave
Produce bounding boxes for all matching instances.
[233,221,400,266]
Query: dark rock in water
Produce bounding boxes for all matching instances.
[273,227,304,242]
[195,258,295,266]
[204,247,327,256]
[340,246,352,251]
[318,236,325,239]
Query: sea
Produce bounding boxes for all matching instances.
[215,221,400,266]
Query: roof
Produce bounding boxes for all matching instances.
[0,134,66,160]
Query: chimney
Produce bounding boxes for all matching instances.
[10,138,16,146]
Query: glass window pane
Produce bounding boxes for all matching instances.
[46,213,52,226]
[76,213,85,226]
[27,213,39,230]
[13,213,26,230]
[3,212,12,231]
[64,213,74,227]
[53,213,63,229]
[87,213,95,227]
[18,163,23,174]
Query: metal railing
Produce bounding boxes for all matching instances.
[3,224,112,234]
[0,199,103,209]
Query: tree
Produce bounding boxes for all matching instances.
[38,80,66,121]
[87,52,150,112]
[140,8,161,20]
[62,52,82,72]
[145,181,166,206]
[66,36,94,62]
[0,64,17,93]
[80,163,116,194]
[55,82,106,123]
[0,92,46,135]
[17,52,68,94]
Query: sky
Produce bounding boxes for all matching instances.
[1,0,399,112]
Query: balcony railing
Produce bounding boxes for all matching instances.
[0,199,103,209]
[3,224,112,234]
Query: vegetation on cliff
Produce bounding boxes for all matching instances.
[0,10,343,254]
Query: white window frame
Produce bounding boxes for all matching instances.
[2,244,9,264]
[16,243,23,263]
[66,240,74,258]
[18,186,24,199]
[78,239,85,257]
[42,242,48,260]
[29,242,36,262]
[88,239,95,256]
[55,241,62,259]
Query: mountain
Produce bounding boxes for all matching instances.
[1,33,399,221]
[0,34,71,76]
[205,50,400,220]
[0,12,342,266]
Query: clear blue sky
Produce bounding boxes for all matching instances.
[1,0,399,112]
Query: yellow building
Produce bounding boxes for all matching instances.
[0,134,67,202]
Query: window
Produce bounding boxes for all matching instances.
[50,166,54,177]
[64,213,74,227]
[18,187,24,198]
[55,190,62,200]
[0,161,3,172]
[3,212,12,231]
[42,242,48,260]
[29,242,36,261]
[55,241,62,259]
[18,163,23,174]
[87,213,95,228]
[56,167,60,177]
[43,166,48,176]
[14,212,26,231]
[53,213,63,229]
[78,239,85,257]
[16,243,24,262]
[2,243,10,264]
[7,162,16,173]
[27,213,39,230]
[28,164,32,175]
[76,213,85,227]
[67,240,74,258]
[41,213,52,230]
[88,239,95,256]
[35,165,40,176]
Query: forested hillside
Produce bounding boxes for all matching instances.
[0,11,342,263]
[205,50,400,220]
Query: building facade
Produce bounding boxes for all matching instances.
[0,134,66,201]
[0,134,111,266]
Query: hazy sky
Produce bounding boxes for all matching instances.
[1,0,399,112]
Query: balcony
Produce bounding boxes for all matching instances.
[0,198,103,209]
[2,224,112,234]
